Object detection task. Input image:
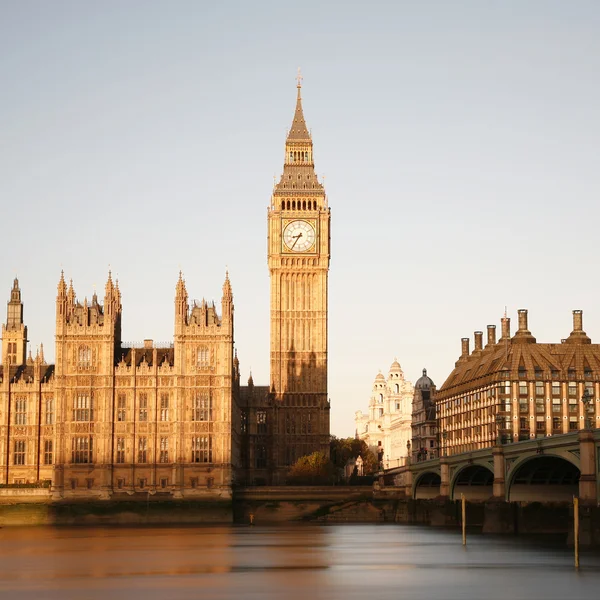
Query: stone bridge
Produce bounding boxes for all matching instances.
[384,430,599,503]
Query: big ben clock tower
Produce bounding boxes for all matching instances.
[267,73,331,471]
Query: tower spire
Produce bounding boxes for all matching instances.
[287,69,310,141]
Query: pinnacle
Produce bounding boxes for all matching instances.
[287,84,311,141]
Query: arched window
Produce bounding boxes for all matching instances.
[197,347,210,368]
[313,200,317,210]
[379,393,384,403]
[287,200,291,210]
[395,383,399,394]
[281,201,285,210]
[302,200,306,210]
[78,346,91,368]
[292,201,296,210]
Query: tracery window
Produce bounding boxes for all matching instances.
[192,436,212,463]
[159,437,169,463]
[192,393,211,421]
[45,398,54,425]
[14,440,25,465]
[14,398,27,425]
[78,346,91,368]
[197,347,210,368]
[72,436,93,463]
[73,394,93,422]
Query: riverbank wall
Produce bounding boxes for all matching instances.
[0,486,598,546]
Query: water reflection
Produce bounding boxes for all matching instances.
[0,524,598,600]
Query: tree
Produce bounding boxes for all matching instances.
[287,451,335,485]
[329,436,379,478]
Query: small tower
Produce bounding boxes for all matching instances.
[1,278,28,365]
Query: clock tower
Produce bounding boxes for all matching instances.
[267,75,331,470]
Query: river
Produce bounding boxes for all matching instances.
[0,524,599,599]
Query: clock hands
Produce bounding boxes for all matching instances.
[290,232,303,250]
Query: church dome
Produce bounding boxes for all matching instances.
[374,371,385,382]
[389,358,403,376]
[415,368,434,390]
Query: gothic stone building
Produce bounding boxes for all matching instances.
[238,78,332,484]
[0,79,332,492]
[436,310,600,456]
[0,273,239,498]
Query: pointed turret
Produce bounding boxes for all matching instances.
[273,71,324,204]
[2,277,27,365]
[221,270,233,327]
[174,271,189,331]
[57,270,67,297]
[287,73,311,141]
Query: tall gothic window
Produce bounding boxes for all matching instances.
[160,394,169,421]
[13,440,25,465]
[197,347,210,368]
[192,393,211,421]
[257,411,267,434]
[116,438,125,464]
[138,394,148,422]
[72,437,93,463]
[137,437,147,463]
[159,437,169,463]
[14,398,27,425]
[117,394,126,422]
[73,395,93,422]
[192,436,212,463]
[44,440,53,465]
[45,398,54,425]
[78,346,91,368]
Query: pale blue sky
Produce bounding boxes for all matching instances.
[1,1,599,436]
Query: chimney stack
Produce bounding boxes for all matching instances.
[500,316,511,340]
[474,331,483,352]
[518,309,529,333]
[461,337,470,358]
[487,325,496,346]
[566,309,591,344]
[514,309,536,343]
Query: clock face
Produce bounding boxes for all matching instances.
[283,220,316,252]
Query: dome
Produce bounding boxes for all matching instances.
[415,368,434,390]
[374,371,385,383]
[389,358,403,373]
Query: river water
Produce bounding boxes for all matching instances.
[0,524,599,600]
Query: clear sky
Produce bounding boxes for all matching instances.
[1,1,599,437]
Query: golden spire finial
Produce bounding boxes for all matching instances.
[296,67,303,88]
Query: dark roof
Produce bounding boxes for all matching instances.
[0,364,55,383]
[118,347,174,367]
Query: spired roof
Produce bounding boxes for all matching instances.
[415,368,434,390]
[287,84,311,141]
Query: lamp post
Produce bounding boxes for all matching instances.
[442,429,447,457]
[581,388,593,430]
[495,414,504,446]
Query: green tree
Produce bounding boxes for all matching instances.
[287,451,335,485]
[329,436,379,478]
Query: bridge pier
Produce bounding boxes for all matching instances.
[492,445,506,499]
[578,430,597,504]
[440,458,449,498]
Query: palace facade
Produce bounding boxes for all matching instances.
[0,273,238,498]
[355,360,414,468]
[436,310,600,456]
[0,79,332,494]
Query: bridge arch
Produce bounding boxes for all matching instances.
[413,470,441,499]
[507,453,580,502]
[450,462,494,501]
